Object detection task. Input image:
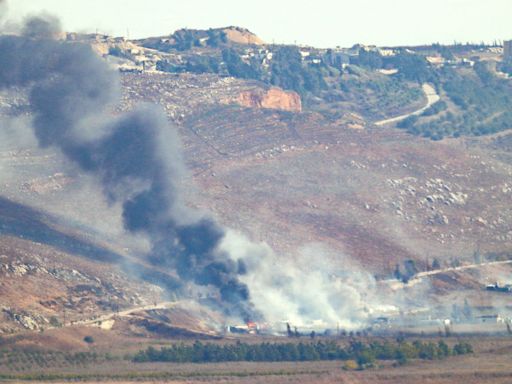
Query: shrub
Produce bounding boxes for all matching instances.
[343,359,358,370]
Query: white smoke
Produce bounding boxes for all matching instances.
[220,231,405,330]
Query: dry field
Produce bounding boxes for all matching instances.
[0,334,511,383]
[3,348,512,384]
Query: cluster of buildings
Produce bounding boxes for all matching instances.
[76,30,512,76]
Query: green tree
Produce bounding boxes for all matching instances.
[270,46,326,95]
[437,340,450,358]
[356,49,383,69]
[222,48,261,79]
[173,29,198,51]
[185,56,220,74]
[391,52,433,83]
[356,350,376,369]
[206,29,227,48]
[463,299,473,320]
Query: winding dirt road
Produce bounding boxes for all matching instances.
[375,83,440,126]
[382,260,512,290]
[63,301,179,329]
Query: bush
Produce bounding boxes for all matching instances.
[421,101,447,116]
[356,350,376,369]
[270,46,327,95]
[453,342,473,355]
[389,52,434,83]
[185,56,220,74]
[343,359,358,370]
[222,48,261,79]
[49,316,61,327]
[108,46,128,59]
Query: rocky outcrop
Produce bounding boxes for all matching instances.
[236,87,302,112]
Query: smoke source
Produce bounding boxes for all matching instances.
[0,14,255,319]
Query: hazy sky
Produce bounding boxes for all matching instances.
[7,0,512,47]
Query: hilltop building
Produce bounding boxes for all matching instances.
[503,40,512,62]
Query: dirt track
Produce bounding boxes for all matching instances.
[63,301,179,329]
[375,83,440,126]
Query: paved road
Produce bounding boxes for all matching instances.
[375,83,440,126]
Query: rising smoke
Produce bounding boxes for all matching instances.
[0,11,255,319]
[0,6,432,330]
[223,234,395,329]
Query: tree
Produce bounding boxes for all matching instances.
[394,263,402,281]
[403,259,418,281]
[391,52,433,83]
[395,350,408,365]
[270,46,327,95]
[222,48,261,79]
[49,316,61,327]
[432,258,441,270]
[157,60,183,73]
[206,29,227,48]
[83,336,94,344]
[185,56,220,74]
[356,350,376,369]
[286,323,293,338]
[453,342,473,355]
[463,299,473,320]
[173,29,197,51]
[473,248,482,264]
[474,61,495,85]
[451,303,462,322]
[356,49,383,69]
[437,340,450,358]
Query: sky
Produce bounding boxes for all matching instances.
[6,0,512,47]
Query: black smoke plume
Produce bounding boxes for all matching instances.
[0,14,255,319]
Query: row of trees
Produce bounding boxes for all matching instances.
[133,339,472,367]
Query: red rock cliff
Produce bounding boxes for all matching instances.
[237,87,302,112]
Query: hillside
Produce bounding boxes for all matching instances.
[112,69,512,270]
[1,27,512,342]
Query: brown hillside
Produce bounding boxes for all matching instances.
[222,26,265,45]
[115,71,512,274]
